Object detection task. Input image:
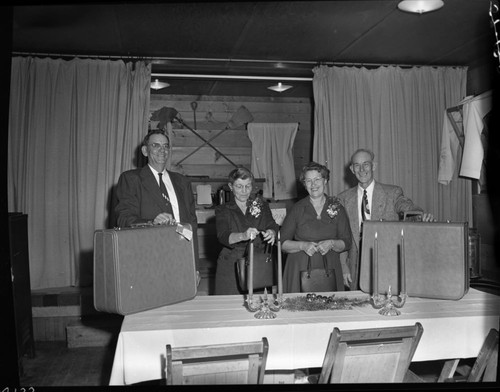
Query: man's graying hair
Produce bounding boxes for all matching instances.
[350,148,375,164]
[142,129,170,147]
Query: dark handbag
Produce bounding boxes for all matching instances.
[236,240,274,291]
[300,255,337,293]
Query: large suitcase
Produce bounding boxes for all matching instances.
[359,221,469,300]
[94,224,197,315]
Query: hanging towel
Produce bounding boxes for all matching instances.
[459,90,492,180]
[438,111,461,185]
[248,123,298,199]
[196,184,212,205]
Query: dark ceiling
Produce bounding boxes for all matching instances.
[11,0,497,98]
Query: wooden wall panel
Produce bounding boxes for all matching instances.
[150,94,314,189]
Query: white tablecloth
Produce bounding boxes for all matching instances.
[109,289,500,385]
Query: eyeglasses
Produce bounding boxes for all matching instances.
[233,184,253,191]
[149,143,169,151]
[304,177,324,186]
[352,162,372,171]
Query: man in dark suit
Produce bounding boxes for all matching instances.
[114,129,199,271]
[338,148,435,290]
[115,129,197,228]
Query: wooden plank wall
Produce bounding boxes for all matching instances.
[149,94,314,187]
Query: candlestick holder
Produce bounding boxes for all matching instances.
[246,290,284,319]
[371,286,407,316]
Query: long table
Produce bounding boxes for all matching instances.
[109,289,500,385]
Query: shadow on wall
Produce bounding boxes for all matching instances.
[343,163,358,189]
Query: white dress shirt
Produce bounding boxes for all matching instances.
[357,180,374,228]
[149,165,180,222]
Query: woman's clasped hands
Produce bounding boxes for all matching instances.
[244,227,276,245]
[302,239,336,256]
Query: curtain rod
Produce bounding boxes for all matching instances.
[12,52,467,70]
[151,73,312,81]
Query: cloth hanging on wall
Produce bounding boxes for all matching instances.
[248,123,298,200]
[438,110,462,185]
[8,56,151,289]
[438,90,492,185]
[459,90,491,181]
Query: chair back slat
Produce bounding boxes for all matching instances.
[319,322,423,383]
[467,328,498,382]
[166,338,268,385]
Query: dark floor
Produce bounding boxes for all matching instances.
[19,341,451,386]
[19,341,116,387]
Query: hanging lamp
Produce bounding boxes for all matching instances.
[397,0,444,14]
[267,82,292,92]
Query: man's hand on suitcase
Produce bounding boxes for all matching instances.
[153,212,175,225]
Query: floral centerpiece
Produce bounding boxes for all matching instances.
[283,293,371,311]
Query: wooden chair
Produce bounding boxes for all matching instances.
[441,328,498,382]
[317,322,424,383]
[166,338,269,385]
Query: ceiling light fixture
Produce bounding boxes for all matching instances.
[397,0,444,14]
[151,79,170,90]
[267,82,292,93]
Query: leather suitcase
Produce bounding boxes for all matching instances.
[359,221,469,300]
[93,224,197,315]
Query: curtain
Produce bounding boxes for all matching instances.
[313,65,469,222]
[8,57,151,289]
[248,123,298,200]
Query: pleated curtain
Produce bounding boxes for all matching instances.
[312,65,470,222]
[8,57,151,288]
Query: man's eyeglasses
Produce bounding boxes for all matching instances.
[233,184,253,191]
[352,162,372,171]
[304,177,324,186]
[149,143,169,151]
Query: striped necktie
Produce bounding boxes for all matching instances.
[158,172,170,202]
[361,189,370,221]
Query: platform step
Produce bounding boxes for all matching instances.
[66,317,122,348]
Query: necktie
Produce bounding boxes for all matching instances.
[361,189,370,221]
[158,173,173,214]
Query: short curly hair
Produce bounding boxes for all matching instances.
[227,167,255,184]
[299,161,330,183]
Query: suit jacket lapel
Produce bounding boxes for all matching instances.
[371,182,386,221]
[167,170,181,200]
[345,188,360,240]
[140,166,167,210]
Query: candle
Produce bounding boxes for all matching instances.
[373,232,378,295]
[248,239,254,296]
[277,231,283,297]
[401,229,406,293]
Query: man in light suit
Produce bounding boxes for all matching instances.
[338,148,435,290]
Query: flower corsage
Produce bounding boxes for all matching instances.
[247,196,263,218]
[326,197,342,220]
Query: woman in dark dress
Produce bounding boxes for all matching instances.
[215,167,279,295]
[281,162,352,293]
